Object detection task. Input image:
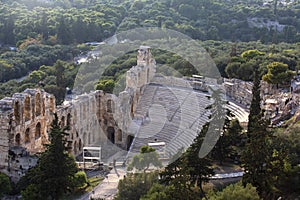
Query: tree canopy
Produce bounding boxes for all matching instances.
[127,146,162,172]
[262,61,295,85]
[19,114,82,200]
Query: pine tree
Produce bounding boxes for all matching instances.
[210,110,243,165]
[160,123,214,199]
[20,114,78,200]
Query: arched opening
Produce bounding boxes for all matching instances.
[130,103,134,118]
[60,116,65,127]
[126,135,134,151]
[103,119,107,125]
[49,97,55,113]
[107,127,115,144]
[107,99,114,113]
[24,96,31,121]
[67,113,71,127]
[35,93,41,116]
[35,122,41,140]
[74,141,78,155]
[15,133,21,146]
[42,100,45,116]
[117,129,122,142]
[25,128,30,144]
[14,101,21,124]
[79,139,82,151]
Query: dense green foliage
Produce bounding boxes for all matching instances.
[18,114,84,200]
[160,122,214,199]
[0,172,12,197]
[262,61,295,85]
[0,39,299,100]
[0,0,299,100]
[0,44,80,82]
[207,181,260,200]
[1,0,300,46]
[127,146,162,172]
[241,68,300,198]
[0,0,299,199]
[210,112,244,165]
[115,172,160,200]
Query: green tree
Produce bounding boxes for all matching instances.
[21,184,41,200]
[54,60,67,104]
[57,16,73,45]
[210,111,243,165]
[0,172,12,197]
[95,79,116,94]
[115,172,159,200]
[262,62,295,86]
[160,123,214,199]
[141,183,198,200]
[71,171,88,188]
[20,113,79,200]
[127,146,162,172]
[241,49,265,60]
[241,68,274,197]
[207,181,260,200]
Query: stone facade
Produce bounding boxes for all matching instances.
[223,78,253,108]
[224,77,300,125]
[0,89,55,182]
[0,46,156,182]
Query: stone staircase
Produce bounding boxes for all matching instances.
[126,84,213,161]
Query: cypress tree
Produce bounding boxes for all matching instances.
[20,114,78,200]
[241,68,274,196]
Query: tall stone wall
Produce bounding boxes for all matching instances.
[223,78,253,108]
[0,46,156,181]
[0,89,55,181]
[126,46,156,115]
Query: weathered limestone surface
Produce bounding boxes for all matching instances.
[224,77,300,125]
[0,46,156,182]
[0,89,55,181]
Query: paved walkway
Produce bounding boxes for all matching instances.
[77,166,126,200]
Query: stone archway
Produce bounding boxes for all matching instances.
[15,133,21,146]
[67,113,72,127]
[35,122,41,139]
[14,101,21,124]
[126,135,134,151]
[25,128,30,144]
[107,126,115,144]
[24,96,31,121]
[74,141,78,155]
[35,93,41,116]
[60,116,65,127]
[107,99,114,113]
[79,139,82,151]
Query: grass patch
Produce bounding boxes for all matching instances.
[86,176,104,191]
[61,176,104,200]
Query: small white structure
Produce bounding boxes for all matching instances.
[83,147,101,162]
[148,142,166,158]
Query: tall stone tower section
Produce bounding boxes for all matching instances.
[126,46,156,115]
[126,46,156,88]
